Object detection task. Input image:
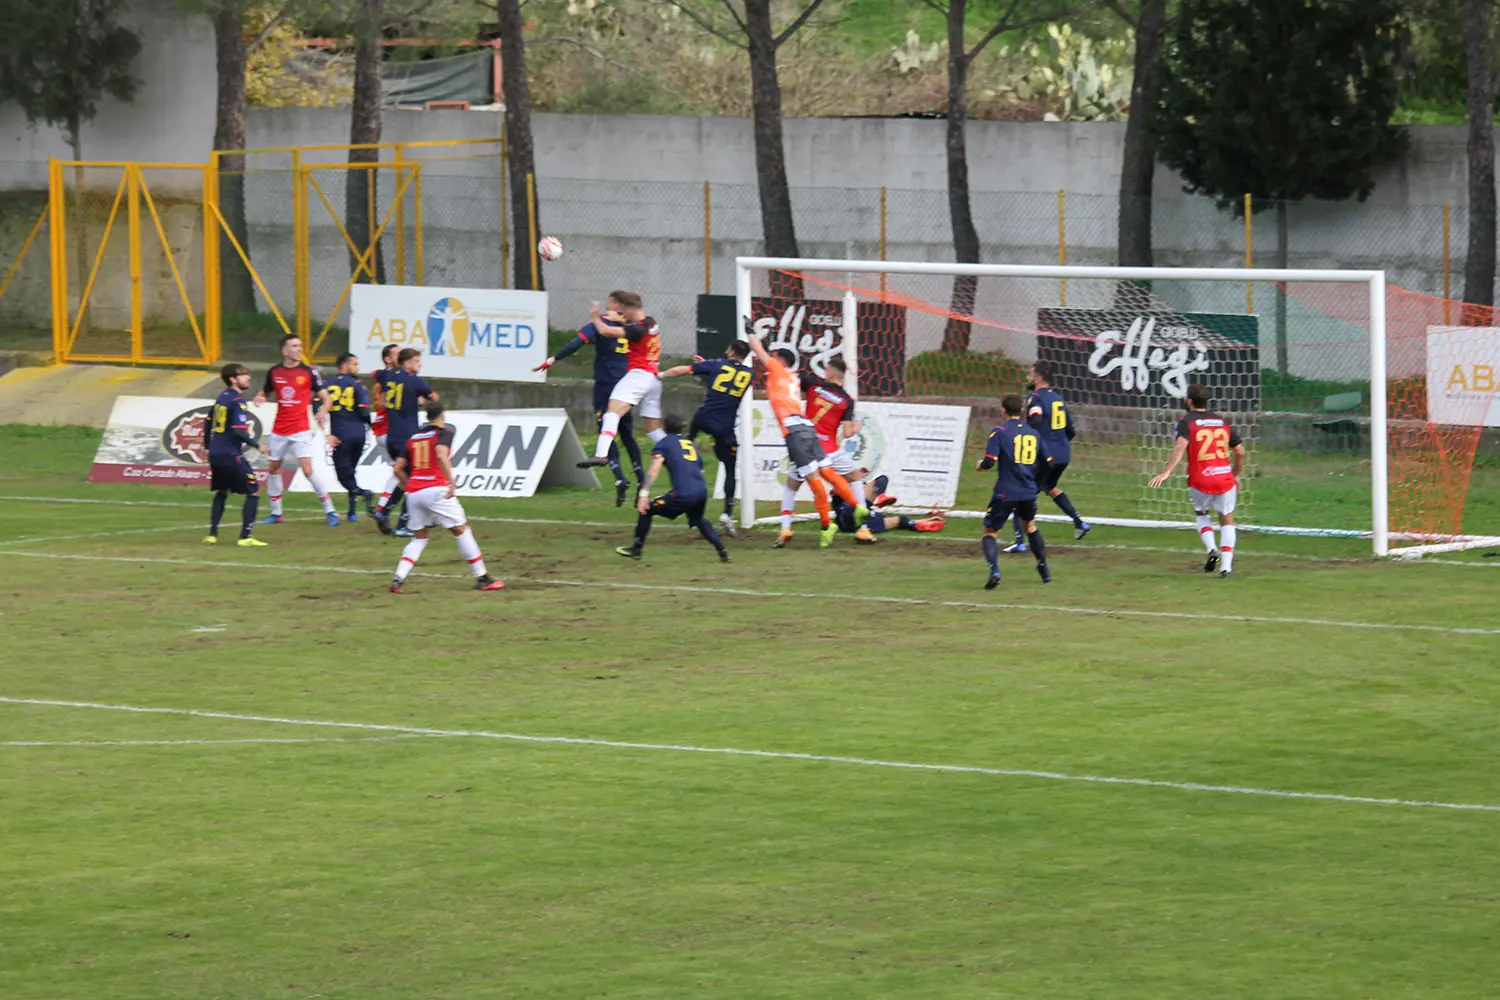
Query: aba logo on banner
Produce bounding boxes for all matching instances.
[426,297,469,357]
[350,285,549,383]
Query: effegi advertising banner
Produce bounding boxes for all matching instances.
[350,284,548,383]
[738,399,970,508]
[1426,326,1500,426]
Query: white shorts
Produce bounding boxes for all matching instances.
[268,430,316,462]
[406,485,467,531]
[826,447,860,478]
[376,434,387,450]
[609,369,663,420]
[1189,485,1238,515]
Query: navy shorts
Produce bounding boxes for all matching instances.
[209,455,257,495]
[649,492,707,524]
[984,496,1038,532]
[690,412,737,450]
[386,437,408,463]
[1038,460,1069,493]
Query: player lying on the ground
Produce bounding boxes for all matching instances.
[1008,360,1091,552]
[830,475,944,542]
[743,328,868,549]
[202,363,268,548]
[1148,383,1246,578]
[253,333,339,527]
[978,394,1051,589]
[536,292,647,505]
[659,338,753,537]
[615,413,731,564]
[577,292,667,472]
[373,348,439,538]
[325,351,375,522]
[387,401,503,593]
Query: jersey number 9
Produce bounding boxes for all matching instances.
[212,404,228,433]
[1013,434,1038,465]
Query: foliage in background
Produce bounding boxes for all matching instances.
[246,4,352,107]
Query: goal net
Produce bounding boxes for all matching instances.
[733,259,1500,558]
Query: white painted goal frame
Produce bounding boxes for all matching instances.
[733,257,1494,559]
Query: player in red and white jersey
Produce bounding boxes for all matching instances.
[370,343,398,446]
[1149,383,1247,578]
[252,333,339,526]
[793,356,882,543]
[387,401,503,593]
[577,290,667,469]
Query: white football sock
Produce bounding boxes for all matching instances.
[594,412,622,458]
[267,474,284,516]
[1196,514,1218,552]
[1220,525,1236,572]
[306,469,336,514]
[394,537,429,581]
[377,474,399,512]
[646,428,666,444]
[455,527,487,577]
[781,482,801,532]
[847,476,865,507]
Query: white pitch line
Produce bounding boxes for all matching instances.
[0,735,434,747]
[0,522,206,548]
[2,696,1496,814]
[0,494,626,527]
[0,548,1495,636]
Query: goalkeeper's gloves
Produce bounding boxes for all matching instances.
[533,357,555,372]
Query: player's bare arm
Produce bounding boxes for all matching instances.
[659,364,694,379]
[636,454,666,514]
[437,444,456,499]
[315,388,332,431]
[393,456,409,489]
[1149,438,1190,488]
[746,330,772,366]
[591,303,627,339]
[1231,442,1246,478]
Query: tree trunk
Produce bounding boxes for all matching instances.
[496,0,541,290]
[941,0,978,354]
[744,0,801,297]
[1275,199,1289,373]
[67,116,91,339]
[1116,0,1167,269]
[1464,0,1496,313]
[213,0,256,319]
[347,0,385,287]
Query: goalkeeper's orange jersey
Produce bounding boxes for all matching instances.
[764,356,808,435]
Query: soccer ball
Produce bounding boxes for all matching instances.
[537,236,564,261]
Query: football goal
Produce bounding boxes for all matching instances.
[732,257,1500,558]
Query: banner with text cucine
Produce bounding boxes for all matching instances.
[351,285,548,383]
[1425,326,1500,426]
[1036,308,1261,413]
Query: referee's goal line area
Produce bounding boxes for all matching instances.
[732,259,1500,559]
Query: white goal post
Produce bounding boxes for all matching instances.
[734,257,1406,554]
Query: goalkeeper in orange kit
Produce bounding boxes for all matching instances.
[745,328,869,548]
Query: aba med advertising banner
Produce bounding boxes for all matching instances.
[91,397,594,500]
[350,284,548,383]
[1426,326,1500,427]
[741,399,970,508]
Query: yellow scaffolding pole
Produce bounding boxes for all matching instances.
[48,158,67,362]
[67,172,129,356]
[128,164,143,362]
[141,172,207,358]
[293,149,309,341]
[414,163,425,286]
[394,144,406,284]
[204,156,222,361]
[208,199,292,337]
[527,172,539,291]
[0,204,46,307]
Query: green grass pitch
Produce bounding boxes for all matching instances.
[2,424,1499,999]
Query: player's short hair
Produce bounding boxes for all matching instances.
[1187,383,1212,408]
[772,348,796,367]
[279,333,300,348]
[826,356,847,374]
[610,290,643,309]
[425,400,444,421]
[220,363,248,385]
[381,343,399,362]
[1031,360,1053,382]
[1001,394,1024,417]
[663,413,687,435]
[397,348,422,365]
[726,339,750,361]
[335,351,357,367]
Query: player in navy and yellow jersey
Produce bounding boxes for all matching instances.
[660,338,753,535]
[829,474,945,539]
[615,414,730,563]
[325,352,374,522]
[535,292,646,504]
[202,364,268,547]
[1150,383,1246,578]
[372,348,439,538]
[977,394,1050,589]
[578,292,668,473]
[387,401,504,593]
[370,343,399,448]
[1009,360,1090,552]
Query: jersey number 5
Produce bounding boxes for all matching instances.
[1013,435,1038,465]
[678,440,699,462]
[711,366,752,398]
[1194,427,1230,461]
[1051,400,1066,431]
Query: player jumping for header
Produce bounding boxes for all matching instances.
[370,343,399,453]
[253,334,338,526]
[745,329,868,549]
[1149,383,1246,578]
[325,351,374,522]
[535,292,647,505]
[372,348,439,538]
[388,401,504,593]
[978,394,1051,589]
[790,355,872,541]
[1008,360,1090,551]
[615,413,731,563]
[659,338,754,537]
[202,364,267,547]
[576,292,667,473]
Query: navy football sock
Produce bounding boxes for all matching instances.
[209,492,227,535]
[982,535,1000,574]
[895,515,914,531]
[873,475,889,495]
[632,512,654,551]
[1051,491,1082,526]
[1027,529,1048,564]
[606,438,626,484]
[696,517,726,555]
[240,494,259,538]
[719,443,737,518]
